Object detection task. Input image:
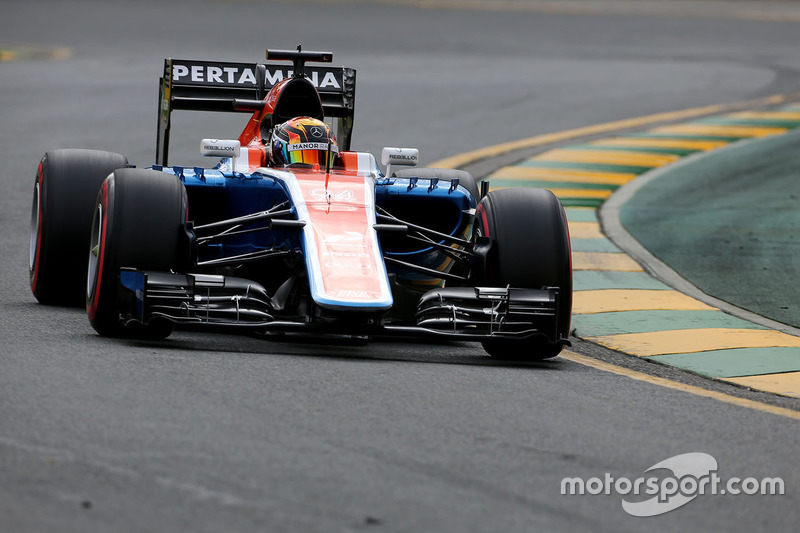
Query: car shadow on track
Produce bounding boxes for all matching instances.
[17,300,569,370]
[116,331,569,370]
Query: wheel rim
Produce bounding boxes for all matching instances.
[87,202,102,299]
[29,182,40,273]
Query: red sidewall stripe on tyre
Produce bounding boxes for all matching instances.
[475,203,489,238]
[87,179,110,321]
[30,162,44,292]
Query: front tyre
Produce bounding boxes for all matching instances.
[30,149,128,305]
[87,169,187,338]
[475,188,572,360]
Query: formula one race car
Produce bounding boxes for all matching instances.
[29,47,572,359]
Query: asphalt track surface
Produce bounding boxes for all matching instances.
[2,1,800,531]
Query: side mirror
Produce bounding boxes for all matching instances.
[201,139,241,158]
[201,139,241,172]
[381,147,419,178]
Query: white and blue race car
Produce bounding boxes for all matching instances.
[29,47,572,360]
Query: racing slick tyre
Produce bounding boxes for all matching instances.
[392,168,479,201]
[87,168,187,338]
[29,149,129,306]
[475,188,572,360]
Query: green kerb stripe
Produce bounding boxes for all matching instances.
[651,348,800,378]
[564,208,598,223]
[572,309,767,337]
[570,238,621,253]
[573,270,670,291]
[559,198,605,208]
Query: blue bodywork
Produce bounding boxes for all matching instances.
[151,160,476,290]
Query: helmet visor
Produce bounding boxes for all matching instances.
[284,142,338,167]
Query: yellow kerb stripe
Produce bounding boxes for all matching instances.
[724,372,800,400]
[550,188,613,199]
[568,221,604,239]
[649,124,787,137]
[573,289,717,314]
[572,252,643,272]
[533,149,680,167]
[726,111,800,121]
[487,166,636,185]
[587,328,800,356]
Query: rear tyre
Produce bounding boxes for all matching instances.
[30,149,128,306]
[86,168,187,338]
[392,168,479,202]
[475,188,572,360]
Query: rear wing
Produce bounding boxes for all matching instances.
[156,51,356,165]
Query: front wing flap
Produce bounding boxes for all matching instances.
[119,269,276,329]
[415,286,567,344]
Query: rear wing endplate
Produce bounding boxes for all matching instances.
[156,56,356,165]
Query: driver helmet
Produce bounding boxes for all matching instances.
[269,117,338,168]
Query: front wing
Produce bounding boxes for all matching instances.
[118,269,569,345]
